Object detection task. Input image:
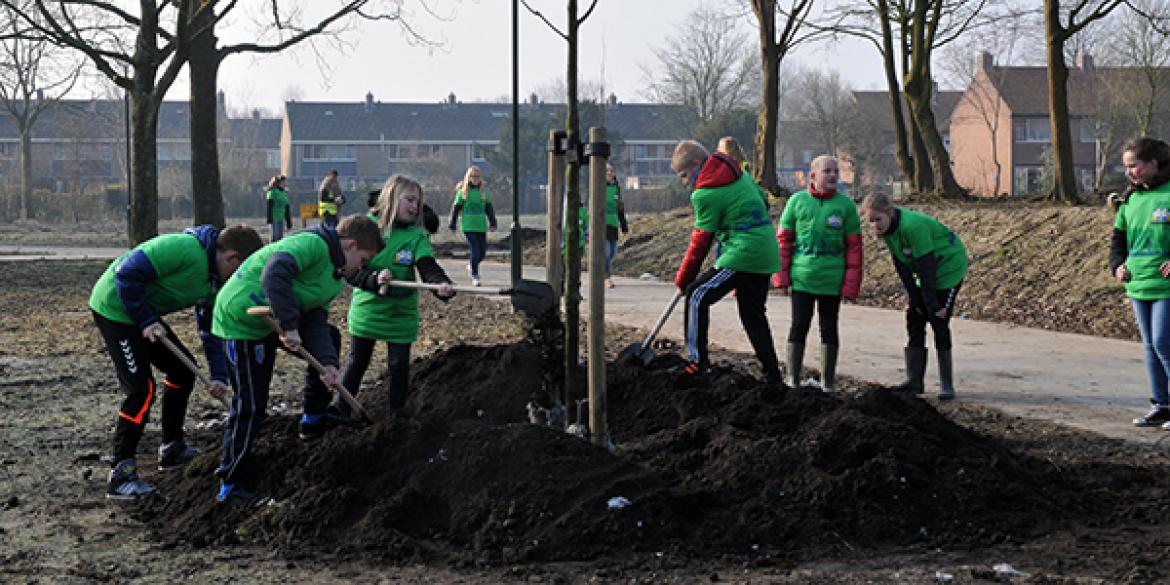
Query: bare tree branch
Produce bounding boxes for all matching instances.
[520,0,567,40]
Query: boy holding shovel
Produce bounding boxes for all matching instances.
[210,215,383,507]
[89,224,263,500]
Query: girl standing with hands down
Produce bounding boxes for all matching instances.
[342,175,455,414]
[1109,138,1170,428]
[774,155,862,392]
[448,165,497,287]
[603,163,630,288]
[265,175,292,242]
[860,193,967,400]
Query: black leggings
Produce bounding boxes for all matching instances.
[787,291,842,346]
[906,282,962,350]
[341,335,412,409]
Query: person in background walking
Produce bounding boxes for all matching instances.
[448,165,497,287]
[603,162,630,288]
[1109,137,1170,428]
[860,193,967,400]
[774,155,862,392]
[717,136,749,173]
[265,175,292,242]
[318,169,346,227]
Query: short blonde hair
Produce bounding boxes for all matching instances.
[716,136,746,165]
[374,174,424,234]
[671,139,708,173]
[859,193,895,218]
[810,155,838,174]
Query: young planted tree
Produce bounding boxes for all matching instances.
[0,1,82,221]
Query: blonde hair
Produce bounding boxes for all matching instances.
[859,193,895,219]
[460,165,483,194]
[374,174,424,234]
[671,140,708,172]
[810,155,838,174]
[716,136,746,166]
[267,174,285,190]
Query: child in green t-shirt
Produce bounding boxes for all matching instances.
[448,165,497,286]
[210,215,383,507]
[341,176,455,413]
[861,192,967,400]
[89,224,263,500]
[774,155,863,392]
[265,174,292,242]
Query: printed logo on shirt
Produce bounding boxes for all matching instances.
[1153,208,1170,223]
[395,249,414,265]
[902,247,913,257]
[825,213,844,229]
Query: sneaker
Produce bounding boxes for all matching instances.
[106,459,157,501]
[472,275,482,287]
[1135,402,1170,427]
[158,441,200,471]
[672,362,711,389]
[297,410,354,441]
[216,484,272,508]
[605,278,615,289]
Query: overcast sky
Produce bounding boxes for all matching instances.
[177,0,890,116]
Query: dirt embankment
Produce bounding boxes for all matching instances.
[506,203,1136,341]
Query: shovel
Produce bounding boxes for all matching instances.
[379,279,556,316]
[618,291,684,367]
[245,306,372,424]
[157,336,230,408]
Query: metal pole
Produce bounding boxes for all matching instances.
[510,0,522,287]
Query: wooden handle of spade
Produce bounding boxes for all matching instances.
[245,306,370,421]
[157,335,230,408]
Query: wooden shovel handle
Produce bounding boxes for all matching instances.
[245,306,370,421]
[157,335,230,407]
[378,279,502,296]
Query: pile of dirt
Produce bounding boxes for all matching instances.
[136,337,1160,572]
[513,203,1138,341]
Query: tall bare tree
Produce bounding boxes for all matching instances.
[750,0,816,195]
[641,3,759,121]
[1042,0,1129,203]
[3,0,192,244]
[787,67,853,155]
[185,1,438,228]
[0,1,82,221]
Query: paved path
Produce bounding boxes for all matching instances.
[451,260,1158,446]
[4,246,1154,444]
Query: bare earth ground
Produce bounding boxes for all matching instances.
[2,208,1170,584]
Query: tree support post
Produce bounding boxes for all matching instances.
[586,126,609,448]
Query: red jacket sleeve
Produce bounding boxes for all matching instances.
[841,233,863,299]
[675,229,714,289]
[772,228,795,288]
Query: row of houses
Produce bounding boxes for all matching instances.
[0,51,1165,204]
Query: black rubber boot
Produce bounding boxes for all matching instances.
[937,349,955,400]
[821,344,838,392]
[786,343,805,388]
[893,346,927,394]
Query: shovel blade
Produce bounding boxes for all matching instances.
[510,279,556,316]
[617,342,643,364]
[636,346,656,367]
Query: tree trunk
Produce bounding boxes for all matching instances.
[904,77,962,197]
[188,4,226,227]
[563,0,581,419]
[877,0,914,189]
[907,113,933,193]
[129,89,161,245]
[19,127,31,220]
[1044,1,1079,203]
[752,1,778,194]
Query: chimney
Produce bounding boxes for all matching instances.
[608,93,618,106]
[980,51,994,73]
[252,108,260,120]
[1076,52,1094,72]
[36,89,44,102]
[365,91,374,112]
[447,91,457,105]
[216,90,226,113]
[528,92,539,105]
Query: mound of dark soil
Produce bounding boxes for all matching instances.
[136,337,1144,569]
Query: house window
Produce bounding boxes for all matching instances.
[265,150,279,169]
[387,144,406,161]
[471,144,488,162]
[1079,121,1097,143]
[0,143,15,160]
[634,144,669,161]
[303,144,356,161]
[1014,118,1051,143]
[1013,165,1044,195]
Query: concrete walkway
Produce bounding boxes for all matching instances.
[452,260,1158,445]
[5,246,1155,444]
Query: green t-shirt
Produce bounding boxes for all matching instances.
[779,190,862,295]
[89,233,213,325]
[605,183,622,229]
[455,185,491,233]
[266,187,290,222]
[347,226,434,343]
[1115,181,1170,300]
[692,173,781,275]
[882,208,968,289]
[212,231,344,340]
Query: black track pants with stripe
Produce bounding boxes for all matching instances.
[683,268,780,376]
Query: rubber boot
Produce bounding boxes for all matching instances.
[821,344,838,392]
[937,349,955,401]
[786,342,805,388]
[893,346,927,394]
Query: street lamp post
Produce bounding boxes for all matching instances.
[510,0,522,287]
